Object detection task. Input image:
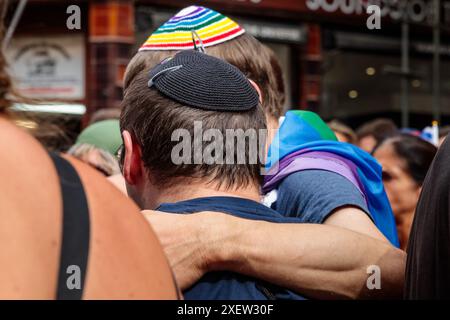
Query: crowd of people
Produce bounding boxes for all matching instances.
[1,4,450,300]
[328,119,439,250]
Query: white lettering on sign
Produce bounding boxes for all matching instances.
[306,0,433,24]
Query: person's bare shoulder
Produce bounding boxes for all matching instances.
[64,156,177,299]
[0,117,177,299]
[0,117,61,299]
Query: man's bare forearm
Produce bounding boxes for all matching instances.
[205,214,406,299]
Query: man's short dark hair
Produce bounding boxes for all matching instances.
[125,33,285,119]
[120,70,267,190]
[356,118,398,144]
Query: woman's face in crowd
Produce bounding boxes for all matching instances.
[373,143,421,217]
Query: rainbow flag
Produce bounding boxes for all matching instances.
[264,111,400,247]
[139,6,245,51]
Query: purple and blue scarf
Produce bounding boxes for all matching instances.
[264,111,399,247]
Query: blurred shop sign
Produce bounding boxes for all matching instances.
[6,34,85,100]
[306,0,443,25]
[201,0,449,26]
[135,6,306,44]
[333,31,450,56]
[238,20,306,44]
[415,42,450,56]
[11,103,86,115]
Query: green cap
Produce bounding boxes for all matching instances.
[76,119,122,155]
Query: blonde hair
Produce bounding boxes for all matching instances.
[67,143,121,176]
[328,120,357,144]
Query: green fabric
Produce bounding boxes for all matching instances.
[76,120,122,155]
[291,110,337,141]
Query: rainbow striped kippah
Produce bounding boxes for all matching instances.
[139,6,245,51]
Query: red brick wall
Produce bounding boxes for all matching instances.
[86,0,134,124]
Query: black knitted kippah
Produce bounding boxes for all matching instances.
[147,50,259,111]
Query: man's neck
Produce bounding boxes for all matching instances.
[145,180,261,209]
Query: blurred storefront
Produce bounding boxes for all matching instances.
[133,1,309,114]
[5,0,450,130]
[5,0,133,147]
[135,0,450,128]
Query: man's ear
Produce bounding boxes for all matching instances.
[122,130,143,185]
[248,79,263,104]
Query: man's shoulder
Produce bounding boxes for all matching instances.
[279,169,351,194]
[276,169,370,222]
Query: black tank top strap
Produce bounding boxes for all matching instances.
[49,152,90,300]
